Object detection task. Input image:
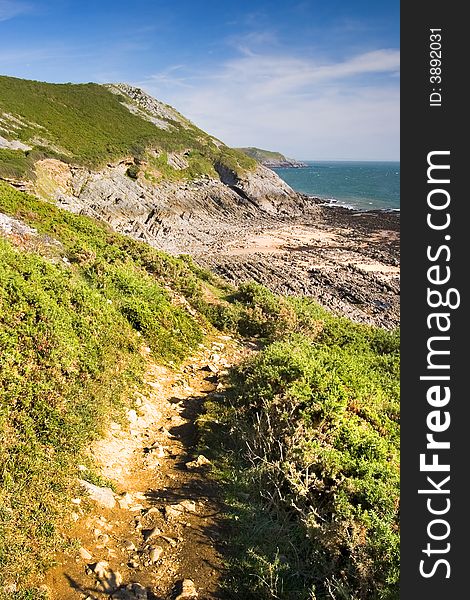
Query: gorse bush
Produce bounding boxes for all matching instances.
[85,261,203,362]
[125,163,139,179]
[214,283,324,341]
[232,282,297,338]
[212,312,399,599]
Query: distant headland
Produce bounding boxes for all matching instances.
[237,146,308,168]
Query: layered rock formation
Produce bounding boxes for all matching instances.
[32,157,306,255]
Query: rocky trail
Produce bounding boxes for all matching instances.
[44,335,249,600]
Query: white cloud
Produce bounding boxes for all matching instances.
[140,48,400,160]
[0,0,32,22]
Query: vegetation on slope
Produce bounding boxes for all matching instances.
[0,182,399,599]
[0,181,224,595]
[0,148,37,179]
[200,286,400,600]
[0,75,256,179]
[237,147,288,162]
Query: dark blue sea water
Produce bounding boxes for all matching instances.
[272,161,400,212]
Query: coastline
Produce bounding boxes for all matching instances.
[307,193,400,213]
[271,160,400,213]
[196,196,400,329]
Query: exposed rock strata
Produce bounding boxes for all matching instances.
[34,159,306,254]
[200,208,400,329]
[105,83,190,130]
[30,158,399,329]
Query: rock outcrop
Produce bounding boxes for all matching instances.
[105,83,191,130]
[33,158,306,255]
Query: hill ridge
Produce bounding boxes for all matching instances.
[0,74,305,255]
[238,146,308,168]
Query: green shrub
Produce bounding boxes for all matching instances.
[125,164,139,179]
[231,282,297,339]
[218,325,399,599]
[0,149,31,179]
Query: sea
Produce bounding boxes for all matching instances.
[272,161,400,212]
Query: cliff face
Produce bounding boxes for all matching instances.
[0,76,305,253]
[31,157,306,254]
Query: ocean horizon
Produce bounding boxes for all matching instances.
[273,160,400,212]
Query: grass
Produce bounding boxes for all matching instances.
[0,182,399,598]
[199,291,400,600]
[0,149,32,179]
[0,75,256,178]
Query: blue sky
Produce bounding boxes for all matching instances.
[0,0,399,160]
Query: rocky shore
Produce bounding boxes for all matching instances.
[15,157,399,330]
[196,199,400,330]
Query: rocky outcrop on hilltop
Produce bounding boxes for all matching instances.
[105,83,191,130]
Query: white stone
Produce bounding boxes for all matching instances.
[185,455,211,469]
[175,579,198,599]
[79,547,93,561]
[179,500,196,513]
[78,479,116,509]
[127,409,138,423]
[149,545,163,563]
[124,540,136,551]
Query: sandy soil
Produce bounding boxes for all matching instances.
[197,203,400,330]
[43,337,250,600]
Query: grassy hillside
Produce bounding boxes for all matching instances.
[0,181,225,595]
[0,182,399,598]
[0,75,255,179]
[200,287,400,600]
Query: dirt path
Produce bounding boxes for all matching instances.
[43,335,248,600]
